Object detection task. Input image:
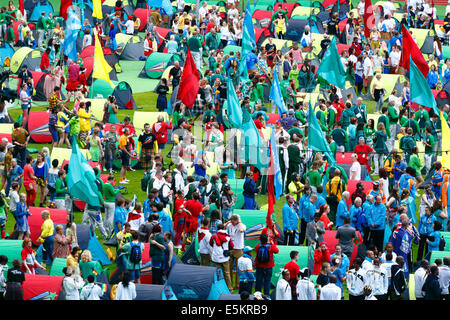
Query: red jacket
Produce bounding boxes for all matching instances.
[152,121,173,144]
[40,52,49,71]
[313,248,331,275]
[255,243,279,268]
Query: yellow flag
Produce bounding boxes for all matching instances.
[440,112,450,169]
[92,32,114,88]
[92,0,103,19]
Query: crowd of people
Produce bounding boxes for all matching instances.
[1,0,450,301]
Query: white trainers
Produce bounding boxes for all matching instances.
[120,180,129,184]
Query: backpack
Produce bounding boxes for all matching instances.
[159,184,171,205]
[140,171,153,192]
[257,244,270,264]
[129,242,142,265]
[439,236,446,251]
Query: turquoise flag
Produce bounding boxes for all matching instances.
[269,65,287,115]
[226,79,243,128]
[316,37,346,89]
[240,107,268,170]
[410,57,439,115]
[307,103,336,165]
[67,137,101,207]
[239,2,256,79]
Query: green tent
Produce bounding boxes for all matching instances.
[0,240,23,273]
[443,46,450,61]
[223,45,242,56]
[228,179,245,210]
[139,52,181,79]
[441,232,450,251]
[90,79,117,99]
[430,250,450,263]
[271,245,312,285]
[233,209,268,248]
[49,258,67,276]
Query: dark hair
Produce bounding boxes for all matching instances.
[434,220,442,231]
[121,271,131,287]
[87,275,95,283]
[290,250,299,259]
[260,233,268,244]
[240,291,250,300]
[0,255,8,264]
[52,159,59,168]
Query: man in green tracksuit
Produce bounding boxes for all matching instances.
[378,107,391,147]
[340,103,355,131]
[402,112,420,140]
[423,126,435,174]
[102,174,121,238]
[205,28,219,52]
[36,11,51,51]
[54,170,67,210]
[387,101,399,151]
[327,102,337,130]
[316,104,328,132]
[399,127,416,163]
[330,122,348,152]
[414,105,429,138]
[188,29,203,71]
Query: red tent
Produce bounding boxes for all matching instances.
[19,207,69,245]
[338,19,347,33]
[80,45,113,59]
[23,274,64,300]
[254,28,265,43]
[323,230,363,264]
[322,0,347,8]
[336,152,353,165]
[0,133,12,143]
[28,111,53,143]
[267,113,281,125]
[346,180,374,206]
[252,10,273,21]
[134,8,150,31]
[337,43,351,55]
[411,89,438,111]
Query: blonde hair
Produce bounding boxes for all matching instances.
[81,249,93,263]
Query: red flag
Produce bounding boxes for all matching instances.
[400,24,429,77]
[60,0,73,20]
[176,49,200,108]
[363,0,374,39]
[266,142,276,229]
[18,0,24,16]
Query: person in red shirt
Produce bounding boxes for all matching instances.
[78,67,88,97]
[354,137,374,173]
[261,219,281,245]
[319,204,334,230]
[172,189,187,250]
[254,114,266,130]
[152,115,173,150]
[183,192,204,237]
[254,233,279,295]
[40,48,50,73]
[284,250,300,300]
[313,242,331,275]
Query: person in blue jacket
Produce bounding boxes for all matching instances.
[350,197,365,233]
[398,167,416,198]
[336,191,350,228]
[243,171,261,210]
[366,195,386,252]
[427,64,439,89]
[300,194,318,245]
[417,206,437,262]
[155,202,174,236]
[314,185,327,210]
[282,194,299,245]
[425,220,442,261]
[361,195,374,241]
[298,186,312,244]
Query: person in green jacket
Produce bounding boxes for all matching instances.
[54,170,67,210]
[256,77,268,104]
[288,122,304,140]
[295,103,307,125]
[408,146,424,189]
[399,127,416,163]
[280,74,290,102]
[340,102,355,131]
[326,134,337,160]
[414,105,429,136]
[316,103,328,132]
[205,29,219,51]
[303,161,323,191]
[36,11,51,51]
[402,111,420,140]
[330,122,349,152]
[327,102,337,130]
[188,30,203,71]
[423,126,436,174]
[297,65,316,93]
[0,8,15,42]
[378,106,391,139]
[103,174,121,238]
[372,122,388,175]
[387,100,399,140]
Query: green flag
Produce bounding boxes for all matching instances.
[317,37,346,89]
[410,57,439,115]
[240,106,268,170]
[307,103,336,165]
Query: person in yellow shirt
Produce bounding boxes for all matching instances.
[39,210,54,267]
[288,173,304,203]
[118,128,132,184]
[325,169,344,223]
[66,246,82,278]
[78,101,92,145]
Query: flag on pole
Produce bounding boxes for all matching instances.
[60,0,73,20]
[269,65,287,116]
[239,2,256,79]
[63,8,82,62]
[410,57,439,115]
[226,80,243,128]
[307,103,337,165]
[317,37,346,89]
[400,24,429,77]
[440,112,450,169]
[363,0,374,38]
[268,127,283,200]
[240,107,268,171]
[92,0,103,19]
[93,32,114,88]
[67,137,101,207]
[177,49,200,108]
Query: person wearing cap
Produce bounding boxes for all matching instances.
[237,246,255,294]
[275,269,292,300]
[367,181,386,203]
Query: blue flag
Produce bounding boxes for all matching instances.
[63,8,82,62]
[149,0,173,16]
[239,2,256,79]
[269,127,283,200]
[67,137,101,207]
[240,107,268,170]
[269,65,287,115]
[226,79,243,128]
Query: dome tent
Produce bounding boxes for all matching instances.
[10,47,41,74]
[112,81,138,109]
[27,0,55,22]
[0,42,14,67]
[139,52,181,79]
[115,33,145,61]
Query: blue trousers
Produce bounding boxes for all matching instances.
[255,267,272,295]
[43,235,54,265]
[244,196,255,210]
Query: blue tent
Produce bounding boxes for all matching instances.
[28,1,55,22]
[0,42,14,67]
[167,264,230,300]
[135,284,178,300]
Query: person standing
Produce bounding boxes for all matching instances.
[102,174,121,238]
[198,218,212,266]
[347,258,367,300]
[313,242,331,275]
[422,265,442,300]
[296,268,316,300]
[320,275,342,300]
[335,217,357,258]
[243,171,261,210]
[282,194,299,245]
[306,212,325,248]
[38,210,54,267]
[138,123,157,172]
[119,232,145,284]
[80,275,104,300]
[275,269,292,300]
[119,128,132,184]
[62,266,84,300]
[366,195,387,252]
[225,214,246,291]
[4,259,25,300]
[114,271,137,300]
[54,170,67,210]
[254,233,279,296]
[237,246,255,294]
[366,258,389,300]
[284,250,300,300]
[414,259,429,300]
[209,224,234,292]
[389,256,408,300]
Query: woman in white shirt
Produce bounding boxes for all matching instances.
[115,271,137,300]
[220,21,231,48]
[82,28,92,50]
[62,267,84,300]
